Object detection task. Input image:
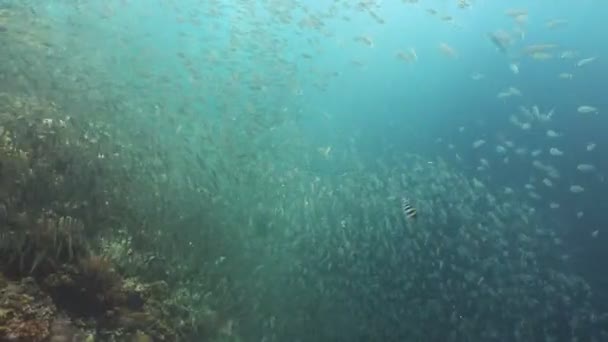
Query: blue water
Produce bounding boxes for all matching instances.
[3,0,608,341]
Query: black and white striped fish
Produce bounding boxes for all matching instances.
[401,197,417,220]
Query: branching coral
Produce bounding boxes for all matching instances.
[0,211,87,279]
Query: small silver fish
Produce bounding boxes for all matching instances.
[576,56,597,67]
[577,105,598,114]
[401,197,418,220]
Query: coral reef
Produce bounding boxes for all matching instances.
[0,90,239,341]
[0,263,238,341]
[0,276,56,341]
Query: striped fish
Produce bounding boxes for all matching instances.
[401,197,417,220]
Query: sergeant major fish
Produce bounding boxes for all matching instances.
[401,197,418,220]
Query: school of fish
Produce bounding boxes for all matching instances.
[0,1,606,341]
